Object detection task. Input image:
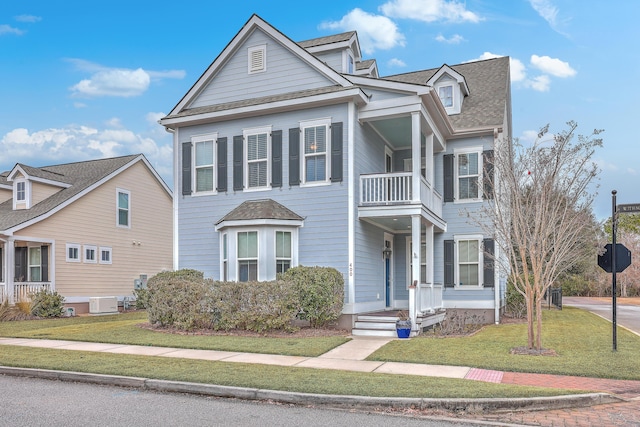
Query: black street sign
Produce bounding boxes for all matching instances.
[617,203,640,213]
[598,243,632,273]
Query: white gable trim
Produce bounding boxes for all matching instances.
[348,75,431,95]
[167,14,355,117]
[426,65,470,96]
[4,155,172,235]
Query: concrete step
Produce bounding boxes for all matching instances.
[351,328,398,337]
[353,321,396,331]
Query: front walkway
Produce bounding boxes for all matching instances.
[1,335,640,426]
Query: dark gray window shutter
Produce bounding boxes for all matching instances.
[483,238,495,288]
[217,137,227,192]
[444,240,455,287]
[0,247,3,283]
[483,150,494,200]
[289,128,300,186]
[330,122,343,182]
[443,154,454,202]
[41,245,49,282]
[181,142,192,196]
[271,130,282,187]
[233,135,243,191]
[15,247,27,282]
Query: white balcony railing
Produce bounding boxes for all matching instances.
[360,173,443,217]
[417,283,443,314]
[13,282,51,302]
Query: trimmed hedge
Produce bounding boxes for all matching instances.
[280,266,344,328]
[145,267,344,332]
[30,289,65,318]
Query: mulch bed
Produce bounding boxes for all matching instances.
[137,322,350,338]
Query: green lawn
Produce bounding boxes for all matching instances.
[369,307,640,380]
[0,306,636,398]
[0,311,348,357]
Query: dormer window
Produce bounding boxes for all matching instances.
[438,85,454,108]
[347,53,354,74]
[248,45,266,74]
[16,181,26,201]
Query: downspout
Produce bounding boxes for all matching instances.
[494,127,500,324]
[347,101,356,311]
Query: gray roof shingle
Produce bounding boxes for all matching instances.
[216,199,304,225]
[383,56,510,130]
[0,155,141,232]
[298,31,356,48]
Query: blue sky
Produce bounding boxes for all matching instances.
[1,0,638,219]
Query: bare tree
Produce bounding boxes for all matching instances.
[487,121,603,350]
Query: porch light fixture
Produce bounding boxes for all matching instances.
[383,246,392,259]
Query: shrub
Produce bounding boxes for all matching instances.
[505,278,526,319]
[280,266,344,328]
[30,289,65,318]
[212,280,299,332]
[133,288,150,309]
[146,270,214,330]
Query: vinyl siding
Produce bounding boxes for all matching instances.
[176,104,349,280]
[313,51,343,73]
[190,29,335,109]
[0,188,11,203]
[16,162,172,298]
[31,181,62,206]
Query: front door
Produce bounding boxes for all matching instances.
[384,233,393,308]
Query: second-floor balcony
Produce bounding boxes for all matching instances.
[359,172,443,218]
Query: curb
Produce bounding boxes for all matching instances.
[0,366,622,413]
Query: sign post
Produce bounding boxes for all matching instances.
[599,192,637,351]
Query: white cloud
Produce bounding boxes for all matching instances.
[528,0,570,36]
[530,54,576,78]
[0,24,24,35]
[0,124,172,179]
[525,75,551,92]
[519,130,539,144]
[15,15,42,23]
[435,33,465,44]
[380,0,482,23]
[146,112,166,125]
[320,8,405,54]
[465,52,526,83]
[628,168,637,176]
[67,59,185,98]
[387,58,406,67]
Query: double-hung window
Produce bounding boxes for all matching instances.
[456,237,481,287]
[275,231,292,274]
[456,149,481,200]
[301,119,330,184]
[16,181,26,201]
[244,127,270,190]
[117,189,130,227]
[237,231,258,282]
[193,134,216,193]
[438,85,454,108]
[28,247,41,282]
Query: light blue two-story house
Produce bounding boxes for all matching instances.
[159,14,511,336]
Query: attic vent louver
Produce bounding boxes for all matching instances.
[248,45,266,74]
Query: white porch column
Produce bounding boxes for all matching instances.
[425,223,434,310]
[425,132,434,185]
[7,237,15,305]
[409,214,421,330]
[411,112,421,203]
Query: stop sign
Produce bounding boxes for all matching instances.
[598,243,632,273]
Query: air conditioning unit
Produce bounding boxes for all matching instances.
[89,297,119,315]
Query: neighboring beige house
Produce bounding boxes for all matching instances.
[0,154,172,314]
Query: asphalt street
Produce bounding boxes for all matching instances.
[563,296,640,336]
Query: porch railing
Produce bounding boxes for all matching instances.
[417,283,443,314]
[360,172,412,204]
[13,282,51,302]
[360,173,443,217]
[0,284,6,303]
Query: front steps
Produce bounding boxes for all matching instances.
[351,310,446,337]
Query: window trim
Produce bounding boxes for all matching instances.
[13,179,30,209]
[275,230,292,275]
[192,133,217,195]
[248,44,267,74]
[243,126,271,191]
[66,243,81,263]
[221,233,228,281]
[28,246,41,282]
[300,118,331,187]
[99,246,112,265]
[454,147,483,202]
[454,234,484,288]
[237,230,259,282]
[116,188,131,228]
[84,244,97,264]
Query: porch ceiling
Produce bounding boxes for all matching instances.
[368,116,411,149]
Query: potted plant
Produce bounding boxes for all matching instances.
[395,310,412,338]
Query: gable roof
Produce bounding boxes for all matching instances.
[384,56,510,130]
[0,154,171,234]
[163,14,356,121]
